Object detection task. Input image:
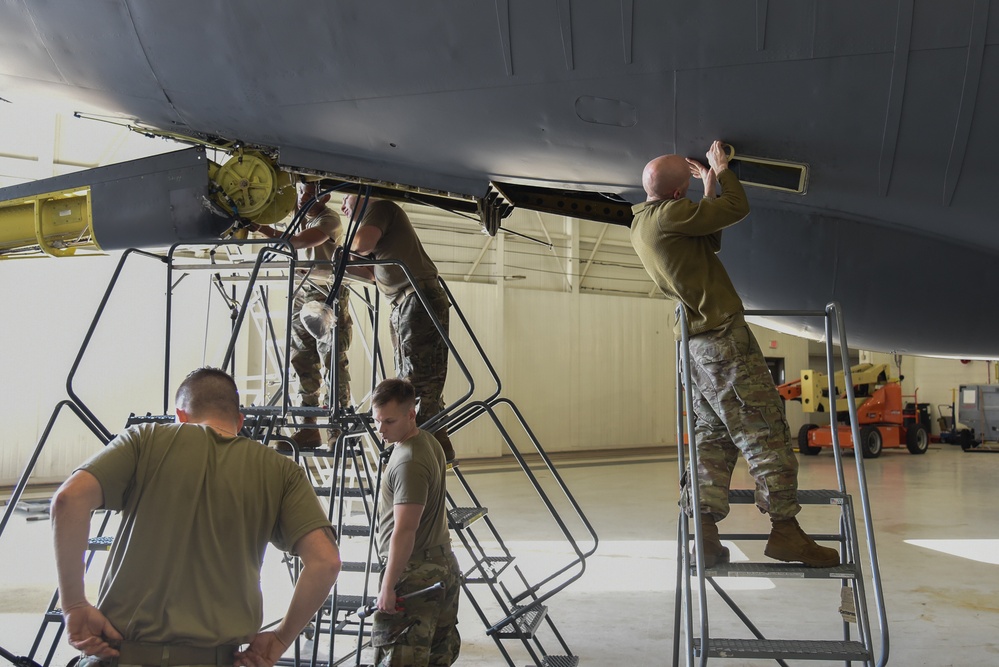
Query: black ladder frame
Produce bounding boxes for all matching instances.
[0,233,597,667]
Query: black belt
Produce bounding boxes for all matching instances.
[116,641,240,667]
[419,543,451,560]
[380,543,451,566]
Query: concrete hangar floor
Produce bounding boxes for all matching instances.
[1,443,995,666]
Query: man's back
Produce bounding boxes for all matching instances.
[357,200,438,297]
[630,170,750,337]
[81,422,328,645]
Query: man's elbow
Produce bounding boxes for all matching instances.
[51,481,87,518]
[312,552,342,588]
[736,199,751,219]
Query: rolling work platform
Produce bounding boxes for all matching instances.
[0,200,597,667]
[672,304,889,667]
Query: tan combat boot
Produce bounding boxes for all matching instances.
[765,517,840,568]
[290,417,321,449]
[696,515,730,568]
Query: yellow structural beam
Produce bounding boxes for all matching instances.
[0,186,102,259]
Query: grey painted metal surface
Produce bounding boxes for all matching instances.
[1,1,997,355]
[0,149,227,250]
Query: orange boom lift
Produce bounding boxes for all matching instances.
[778,363,929,458]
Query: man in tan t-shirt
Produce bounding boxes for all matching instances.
[51,367,341,666]
[342,195,455,461]
[371,378,460,666]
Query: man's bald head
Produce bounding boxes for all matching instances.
[642,155,691,202]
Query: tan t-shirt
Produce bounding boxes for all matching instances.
[301,206,344,284]
[630,169,751,338]
[355,200,438,299]
[79,422,331,646]
[376,429,450,561]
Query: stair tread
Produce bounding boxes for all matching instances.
[703,562,856,579]
[324,594,375,610]
[532,657,579,667]
[88,536,114,550]
[463,555,515,582]
[313,485,370,497]
[339,524,371,537]
[729,489,847,504]
[493,602,547,639]
[448,506,487,529]
[694,638,869,660]
[341,560,384,573]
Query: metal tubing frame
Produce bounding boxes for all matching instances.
[67,248,166,440]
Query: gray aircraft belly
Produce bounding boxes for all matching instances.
[1,0,997,356]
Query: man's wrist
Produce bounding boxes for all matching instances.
[272,629,292,649]
[62,599,91,613]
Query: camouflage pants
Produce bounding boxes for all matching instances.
[373,550,462,667]
[683,324,800,521]
[389,282,452,454]
[291,283,352,408]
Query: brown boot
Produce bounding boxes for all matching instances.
[290,417,321,450]
[433,428,456,462]
[696,515,730,568]
[765,517,840,568]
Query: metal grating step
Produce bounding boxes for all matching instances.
[707,532,843,543]
[88,536,114,551]
[694,638,869,660]
[729,489,847,505]
[464,555,515,583]
[341,560,384,573]
[448,507,487,529]
[323,594,375,613]
[339,524,371,537]
[532,657,579,667]
[704,562,857,579]
[313,485,370,497]
[492,602,547,639]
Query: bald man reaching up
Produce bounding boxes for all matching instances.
[630,140,838,569]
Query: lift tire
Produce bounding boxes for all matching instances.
[906,424,929,455]
[859,425,883,458]
[798,424,821,455]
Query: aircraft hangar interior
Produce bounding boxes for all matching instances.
[2,3,999,667]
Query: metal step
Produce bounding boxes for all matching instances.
[531,657,579,667]
[323,594,375,613]
[313,485,370,497]
[88,536,114,551]
[492,602,547,639]
[694,638,869,661]
[709,532,843,542]
[463,555,515,583]
[341,560,384,573]
[729,489,847,505]
[448,507,487,529]
[704,562,857,579]
[339,524,371,537]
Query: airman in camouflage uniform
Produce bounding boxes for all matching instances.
[371,379,461,667]
[251,182,353,448]
[344,195,455,460]
[291,283,352,411]
[631,141,839,568]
